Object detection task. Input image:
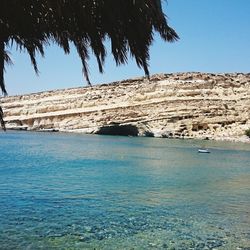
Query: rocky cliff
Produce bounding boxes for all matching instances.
[1,72,250,142]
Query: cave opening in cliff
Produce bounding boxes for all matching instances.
[96,124,139,136]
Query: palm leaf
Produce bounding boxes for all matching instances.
[0,106,6,131]
[0,0,179,130]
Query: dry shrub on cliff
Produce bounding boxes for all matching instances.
[245,129,250,138]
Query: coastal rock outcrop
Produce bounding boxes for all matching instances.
[1,72,250,142]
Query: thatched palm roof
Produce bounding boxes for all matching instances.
[0,0,178,129]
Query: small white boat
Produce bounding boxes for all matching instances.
[198,149,210,153]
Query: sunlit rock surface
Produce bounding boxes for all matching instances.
[1,72,250,142]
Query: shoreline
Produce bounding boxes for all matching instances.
[3,127,250,144]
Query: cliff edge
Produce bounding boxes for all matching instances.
[1,72,250,142]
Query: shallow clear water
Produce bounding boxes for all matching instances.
[0,131,250,249]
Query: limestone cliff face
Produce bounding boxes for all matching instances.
[1,72,250,142]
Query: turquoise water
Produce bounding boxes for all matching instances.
[0,131,250,249]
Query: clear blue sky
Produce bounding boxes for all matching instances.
[4,0,250,95]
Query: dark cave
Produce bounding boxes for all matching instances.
[96,124,139,136]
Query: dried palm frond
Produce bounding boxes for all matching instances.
[0,106,6,131]
[0,0,179,129]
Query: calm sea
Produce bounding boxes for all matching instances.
[0,131,250,249]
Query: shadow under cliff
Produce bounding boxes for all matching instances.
[96,124,139,136]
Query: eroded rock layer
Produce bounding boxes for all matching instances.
[1,73,250,142]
